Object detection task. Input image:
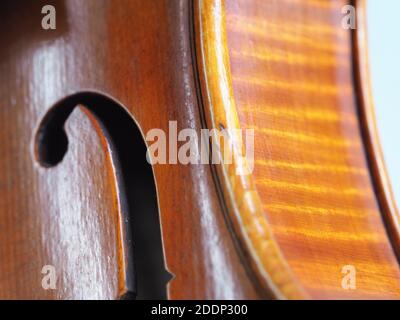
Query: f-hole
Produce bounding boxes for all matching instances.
[34,92,171,299]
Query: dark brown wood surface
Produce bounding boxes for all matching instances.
[0,0,259,299]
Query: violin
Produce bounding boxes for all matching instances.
[0,0,399,299]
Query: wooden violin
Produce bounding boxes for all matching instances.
[0,0,399,299]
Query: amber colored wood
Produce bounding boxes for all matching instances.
[195,0,400,299]
[0,0,259,299]
[194,0,304,299]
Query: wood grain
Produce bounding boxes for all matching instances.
[2,0,399,300]
[0,105,123,299]
[195,0,400,299]
[194,0,304,299]
[0,0,259,299]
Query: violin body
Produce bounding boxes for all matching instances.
[0,0,399,299]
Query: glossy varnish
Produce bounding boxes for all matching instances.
[225,0,400,298]
[0,0,258,299]
[1,0,399,300]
